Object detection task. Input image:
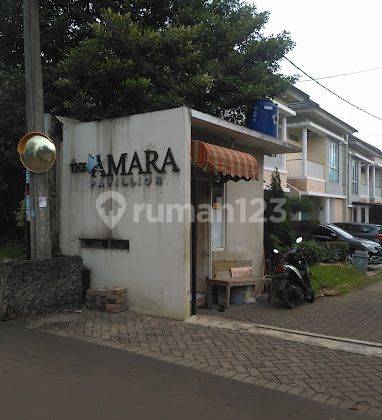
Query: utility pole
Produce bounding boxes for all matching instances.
[23,0,51,261]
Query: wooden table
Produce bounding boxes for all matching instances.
[206,276,266,309]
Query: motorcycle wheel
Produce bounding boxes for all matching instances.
[305,288,315,303]
[281,284,297,309]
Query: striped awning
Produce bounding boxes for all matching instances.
[191,141,259,181]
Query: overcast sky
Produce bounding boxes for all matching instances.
[250,0,382,149]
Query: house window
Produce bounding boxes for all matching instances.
[329,141,339,183]
[351,158,359,194]
[211,184,226,251]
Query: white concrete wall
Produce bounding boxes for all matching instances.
[60,107,191,320]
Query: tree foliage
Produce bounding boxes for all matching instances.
[49,2,294,120]
[0,0,294,237]
[264,170,295,255]
[286,195,314,219]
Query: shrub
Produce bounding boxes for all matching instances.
[325,241,350,262]
[290,220,320,238]
[323,245,338,263]
[264,221,295,258]
[0,241,25,261]
[297,240,350,265]
[297,240,329,265]
[276,220,295,246]
[286,196,314,219]
[269,234,288,254]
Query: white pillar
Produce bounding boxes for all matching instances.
[281,116,287,172]
[356,206,362,222]
[371,166,376,198]
[281,116,287,142]
[365,207,370,223]
[324,197,330,223]
[301,127,308,177]
[366,165,370,198]
[358,161,362,195]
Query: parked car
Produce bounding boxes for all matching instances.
[334,222,382,244]
[311,224,382,264]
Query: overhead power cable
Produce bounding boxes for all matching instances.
[297,66,382,83]
[284,56,382,122]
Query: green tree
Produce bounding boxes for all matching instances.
[0,0,294,237]
[49,2,294,120]
[264,169,285,222]
[286,195,314,220]
[264,170,294,255]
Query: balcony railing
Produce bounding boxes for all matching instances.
[264,154,286,172]
[360,184,369,197]
[286,159,325,180]
[358,184,382,198]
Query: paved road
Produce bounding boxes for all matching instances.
[199,280,382,343]
[0,323,367,420]
[27,310,382,416]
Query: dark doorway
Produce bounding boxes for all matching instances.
[191,167,227,315]
[370,206,382,224]
[191,171,211,315]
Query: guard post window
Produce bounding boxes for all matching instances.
[329,141,339,183]
[211,184,225,251]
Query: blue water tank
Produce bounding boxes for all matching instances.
[247,99,279,138]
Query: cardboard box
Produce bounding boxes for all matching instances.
[106,303,126,314]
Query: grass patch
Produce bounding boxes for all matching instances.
[0,242,25,261]
[310,263,382,295]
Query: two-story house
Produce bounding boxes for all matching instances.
[263,87,382,226]
[348,135,382,224]
[280,87,357,223]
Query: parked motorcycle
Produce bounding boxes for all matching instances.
[268,237,315,309]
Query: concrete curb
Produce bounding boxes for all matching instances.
[186,315,382,358]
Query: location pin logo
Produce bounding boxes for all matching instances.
[96,191,126,229]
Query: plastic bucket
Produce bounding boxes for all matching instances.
[230,287,246,305]
[352,250,369,272]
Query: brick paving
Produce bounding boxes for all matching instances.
[27,309,382,416]
[199,280,382,343]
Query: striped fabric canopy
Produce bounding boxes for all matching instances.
[191,141,259,181]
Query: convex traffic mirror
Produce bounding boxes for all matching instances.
[17,132,56,173]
